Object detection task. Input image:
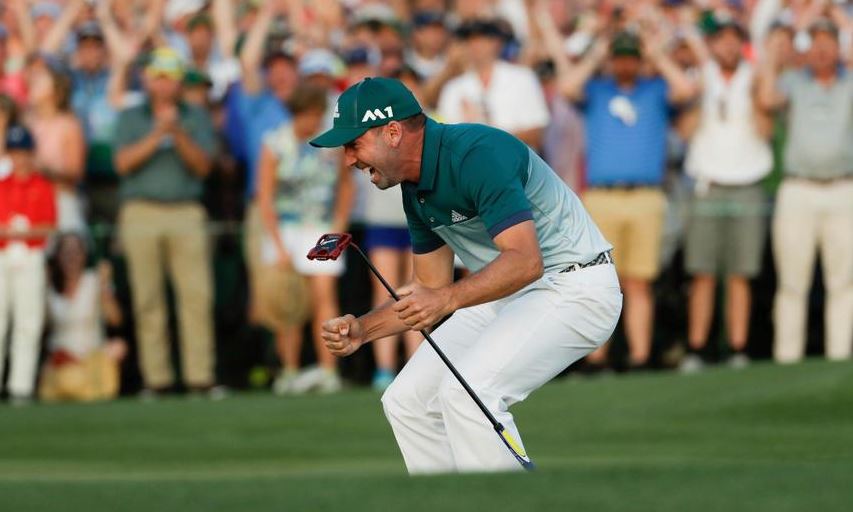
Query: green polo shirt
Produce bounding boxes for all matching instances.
[113,102,216,202]
[401,118,612,273]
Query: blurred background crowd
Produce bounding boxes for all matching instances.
[0,0,850,404]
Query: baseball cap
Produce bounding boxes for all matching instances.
[182,67,212,87]
[342,46,381,67]
[262,40,296,68]
[611,31,642,58]
[299,48,342,77]
[705,14,748,39]
[6,124,35,151]
[77,21,104,42]
[188,13,213,32]
[412,11,445,29]
[145,47,185,80]
[351,4,398,28]
[808,18,839,39]
[455,19,505,40]
[309,77,422,148]
[165,0,205,24]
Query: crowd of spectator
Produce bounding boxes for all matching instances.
[0,0,850,404]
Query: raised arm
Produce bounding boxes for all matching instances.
[40,0,86,55]
[756,35,789,112]
[97,0,137,109]
[139,0,168,47]
[9,0,36,57]
[557,36,609,102]
[641,25,697,104]
[533,0,572,77]
[750,0,784,56]
[421,41,467,109]
[685,27,712,65]
[240,1,277,94]
[212,0,238,59]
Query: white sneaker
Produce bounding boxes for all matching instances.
[317,369,343,394]
[272,369,299,396]
[10,395,33,407]
[208,385,229,401]
[727,353,750,370]
[679,354,705,374]
[288,366,326,395]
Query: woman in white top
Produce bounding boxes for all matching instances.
[39,233,126,402]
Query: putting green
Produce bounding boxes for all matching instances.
[2,360,851,511]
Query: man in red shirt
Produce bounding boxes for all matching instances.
[0,125,56,403]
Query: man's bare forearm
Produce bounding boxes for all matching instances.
[448,246,542,312]
[359,299,414,343]
[173,129,212,177]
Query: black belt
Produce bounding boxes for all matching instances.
[590,184,660,191]
[559,251,614,273]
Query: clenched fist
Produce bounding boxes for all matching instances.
[321,314,364,357]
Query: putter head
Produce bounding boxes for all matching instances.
[306,233,353,261]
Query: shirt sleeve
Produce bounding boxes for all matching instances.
[112,108,138,151]
[401,187,446,254]
[459,142,533,238]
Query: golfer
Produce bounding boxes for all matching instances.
[314,78,622,473]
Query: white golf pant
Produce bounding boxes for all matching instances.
[0,246,47,398]
[381,264,622,474]
[772,180,853,362]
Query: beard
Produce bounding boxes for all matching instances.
[368,167,396,190]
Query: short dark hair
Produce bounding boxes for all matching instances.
[401,113,426,130]
[286,84,328,115]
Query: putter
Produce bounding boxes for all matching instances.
[307,233,535,471]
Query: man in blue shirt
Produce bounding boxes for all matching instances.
[559,30,695,370]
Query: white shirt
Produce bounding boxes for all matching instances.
[437,61,550,133]
[48,271,105,358]
[685,60,772,185]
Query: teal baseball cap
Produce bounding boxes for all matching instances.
[309,77,422,148]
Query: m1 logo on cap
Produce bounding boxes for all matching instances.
[333,102,340,119]
[362,106,394,123]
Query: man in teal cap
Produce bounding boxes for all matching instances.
[316,77,622,473]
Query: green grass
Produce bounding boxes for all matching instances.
[2,360,852,511]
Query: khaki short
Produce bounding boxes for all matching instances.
[685,183,767,278]
[583,187,666,280]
